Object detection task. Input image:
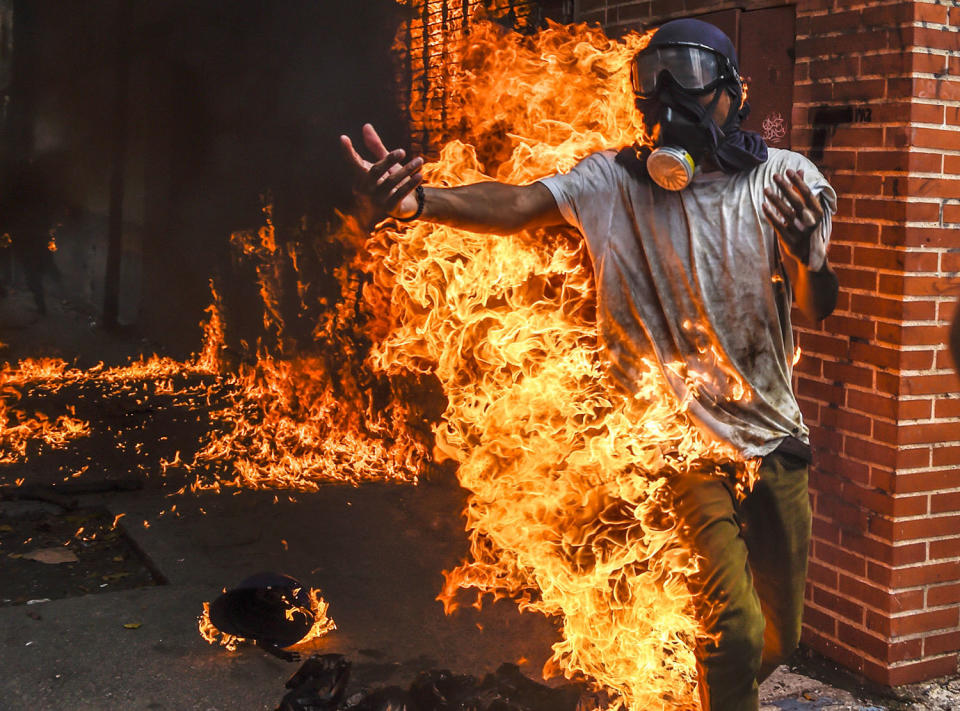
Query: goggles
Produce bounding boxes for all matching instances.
[631,43,735,97]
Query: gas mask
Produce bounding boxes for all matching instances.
[639,87,731,191]
[622,19,767,190]
[632,43,738,191]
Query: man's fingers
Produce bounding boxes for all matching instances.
[788,170,825,222]
[340,135,367,170]
[384,172,424,212]
[375,156,423,198]
[363,123,390,161]
[366,149,406,186]
[772,172,806,214]
[762,201,789,232]
[763,188,798,226]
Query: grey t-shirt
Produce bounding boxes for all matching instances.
[539,148,837,459]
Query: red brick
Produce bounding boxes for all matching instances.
[912,126,960,150]
[934,398,960,418]
[838,573,893,610]
[846,389,894,419]
[904,227,960,248]
[837,621,896,662]
[909,151,944,173]
[834,125,886,148]
[936,348,960,370]
[897,446,931,469]
[899,422,960,446]
[924,630,960,657]
[808,560,839,590]
[914,77,960,103]
[850,341,899,370]
[904,275,960,296]
[933,492,960,515]
[914,3,950,25]
[928,581,960,607]
[894,514,960,540]
[860,52,911,77]
[898,398,933,420]
[896,469,960,494]
[930,537,960,560]
[822,314,876,341]
[852,294,904,320]
[835,223,880,247]
[871,466,896,491]
[890,608,960,636]
[890,495,929,518]
[797,377,845,404]
[933,446,960,467]
[903,373,960,396]
[899,325,952,345]
[876,371,900,396]
[800,332,851,359]
[803,603,838,637]
[944,204,960,224]
[797,30,901,57]
[820,149,856,171]
[813,586,865,625]
[846,437,896,468]
[824,361,874,389]
[885,654,959,686]
[808,54,861,80]
[889,561,960,587]
[838,266,880,292]
[857,150,909,173]
[944,251,960,271]
[913,52,950,76]
[910,26,960,54]
[904,251,942,272]
[810,425,844,452]
[812,515,842,546]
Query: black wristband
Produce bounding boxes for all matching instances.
[396,185,425,223]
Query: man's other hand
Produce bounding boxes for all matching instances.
[762,169,825,271]
[340,124,423,227]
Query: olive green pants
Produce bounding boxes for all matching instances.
[670,451,811,711]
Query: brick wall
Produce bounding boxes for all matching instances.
[576,0,960,687]
[792,0,960,686]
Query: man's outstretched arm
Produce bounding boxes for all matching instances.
[340,124,563,234]
[763,169,839,323]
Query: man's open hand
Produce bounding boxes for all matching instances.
[762,169,825,270]
[340,124,423,227]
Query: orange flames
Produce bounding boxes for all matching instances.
[0,14,762,710]
[366,14,754,709]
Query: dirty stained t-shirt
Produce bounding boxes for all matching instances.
[539,147,837,460]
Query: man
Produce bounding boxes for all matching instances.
[342,18,838,711]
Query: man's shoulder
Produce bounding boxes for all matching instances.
[550,149,624,185]
[758,147,820,174]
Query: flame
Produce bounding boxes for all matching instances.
[368,13,757,708]
[0,13,763,709]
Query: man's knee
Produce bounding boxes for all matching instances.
[705,591,766,677]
